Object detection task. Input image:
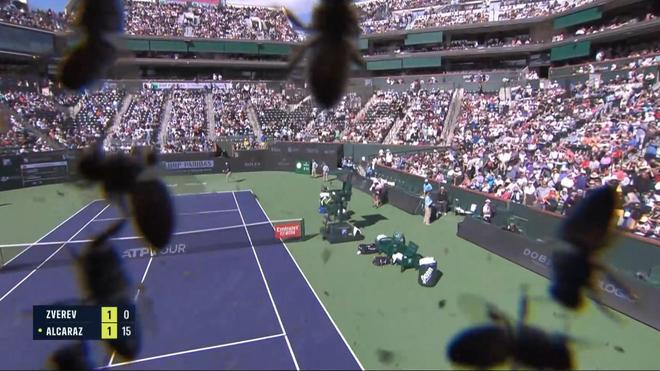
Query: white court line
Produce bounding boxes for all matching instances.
[91,189,254,205]
[93,209,239,222]
[232,192,300,371]
[1,200,96,267]
[252,193,364,370]
[100,333,286,369]
[0,221,274,249]
[174,189,253,197]
[108,252,155,366]
[0,205,110,302]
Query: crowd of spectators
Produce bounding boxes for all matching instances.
[563,44,660,76]
[0,4,66,31]
[106,89,165,152]
[60,89,125,149]
[1,1,300,42]
[380,72,659,239]
[449,36,533,50]
[301,93,363,143]
[498,0,598,20]
[343,90,407,143]
[393,88,452,145]
[213,85,255,138]
[124,1,301,41]
[552,13,657,42]
[356,0,601,34]
[162,89,210,153]
[0,91,53,153]
[6,0,652,42]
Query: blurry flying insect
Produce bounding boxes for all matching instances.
[77,143,175,251]
[59,39,119,92]
[59,0,125,91]
[550,185,636,313]
[284,0,366,109]
[47,341,93,371]
[72,219,142,360]
[447,286,575,370]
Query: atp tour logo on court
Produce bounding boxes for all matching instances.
[122,244,187,259]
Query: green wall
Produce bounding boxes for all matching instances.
[550,41,591,61]
[402,56,442,69]
[405,31,443,46]
[367,59,402,71]
[554,7,602,29]
[112,37,293,56]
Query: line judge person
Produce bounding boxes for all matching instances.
[223,160,231,182]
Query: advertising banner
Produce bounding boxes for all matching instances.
[294,161,311,174]
[273,220,303,240]
[457,217,660,331]
[230,150,266,172]
[158,153,221,174]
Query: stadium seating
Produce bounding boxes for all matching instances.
[162,89,210,153]
[357,0,601,34]
[106,90,165,152]
[381,75,659,238]
[302,93,363,143]
[344,90,407,143]
[1,1,300,42]
[392,88,452,145]
[1,0,614,38]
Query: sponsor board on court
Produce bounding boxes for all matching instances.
[457,217,660,331]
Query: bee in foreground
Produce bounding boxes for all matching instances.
[59,0,124,90]
[551,185,636,312]
[284,0,366,109]
[77,144,175,251]
[73,219,142,361]
[447,286,575,370]
[47,341,92,371]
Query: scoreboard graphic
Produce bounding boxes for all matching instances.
[33,305,136,340]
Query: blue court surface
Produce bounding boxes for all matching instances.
[0,190,362,370]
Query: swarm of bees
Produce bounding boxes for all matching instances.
[447,286,575,370]
[59,0,124,91]
[48,139,174,369]
[285,0,366,109]
[446,184,639,369]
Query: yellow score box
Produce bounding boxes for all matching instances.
[101,323,118,339]
[101,307,118,323]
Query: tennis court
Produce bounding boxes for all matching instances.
[0,190,362,370]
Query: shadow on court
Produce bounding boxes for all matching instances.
[352,214,388,229]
